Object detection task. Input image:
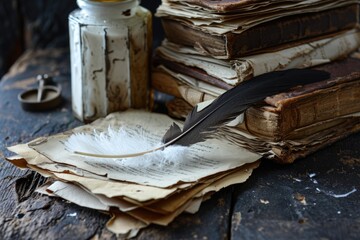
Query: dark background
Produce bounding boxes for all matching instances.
[0,0,163,79]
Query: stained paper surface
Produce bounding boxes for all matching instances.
[27,111,260,188]
[7,110,261,236]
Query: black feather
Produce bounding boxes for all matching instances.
[162,68,330,146]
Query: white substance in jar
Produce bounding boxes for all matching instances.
[69,0,152,122]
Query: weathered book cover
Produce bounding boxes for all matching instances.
[153,57,360,139]
[152,67,217,106]
[164,97,360,164]
[169,0,261,12]
[153,55,233,90]
[167,0,357,13]
[152,57,360,162]
[155,30,360,85]
[246,70,360,140]
[161,4,359,59]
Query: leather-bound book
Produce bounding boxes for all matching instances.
[155,29,360,85]
[161,4,359,59]
[245,71,360,141]
[153,57,360,163]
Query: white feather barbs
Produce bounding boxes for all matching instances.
[64,126,188,167]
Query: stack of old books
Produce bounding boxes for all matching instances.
[153,0,360,163]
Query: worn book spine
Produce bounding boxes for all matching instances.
[245,72,360,140]
[152,69,216,106]
[164,96,360,163]
[162,4,359,59]
[154,59,360,142]
[153,56,233,90]
[270,118,360,164]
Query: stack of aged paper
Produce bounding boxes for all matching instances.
[6,110,261,237]
[154,55,360,163]
[156,0,360,58]
[157,0,358,35]
[155,30,360,86]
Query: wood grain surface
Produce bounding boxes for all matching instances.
[1,1,356,238]
[0,49,359,240]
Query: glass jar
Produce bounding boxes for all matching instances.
[69,0,152,122]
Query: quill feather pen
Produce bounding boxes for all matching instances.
[71,68,330,158]
[162,68,330,146]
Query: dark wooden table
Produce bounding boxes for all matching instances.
[0,49,359,240]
